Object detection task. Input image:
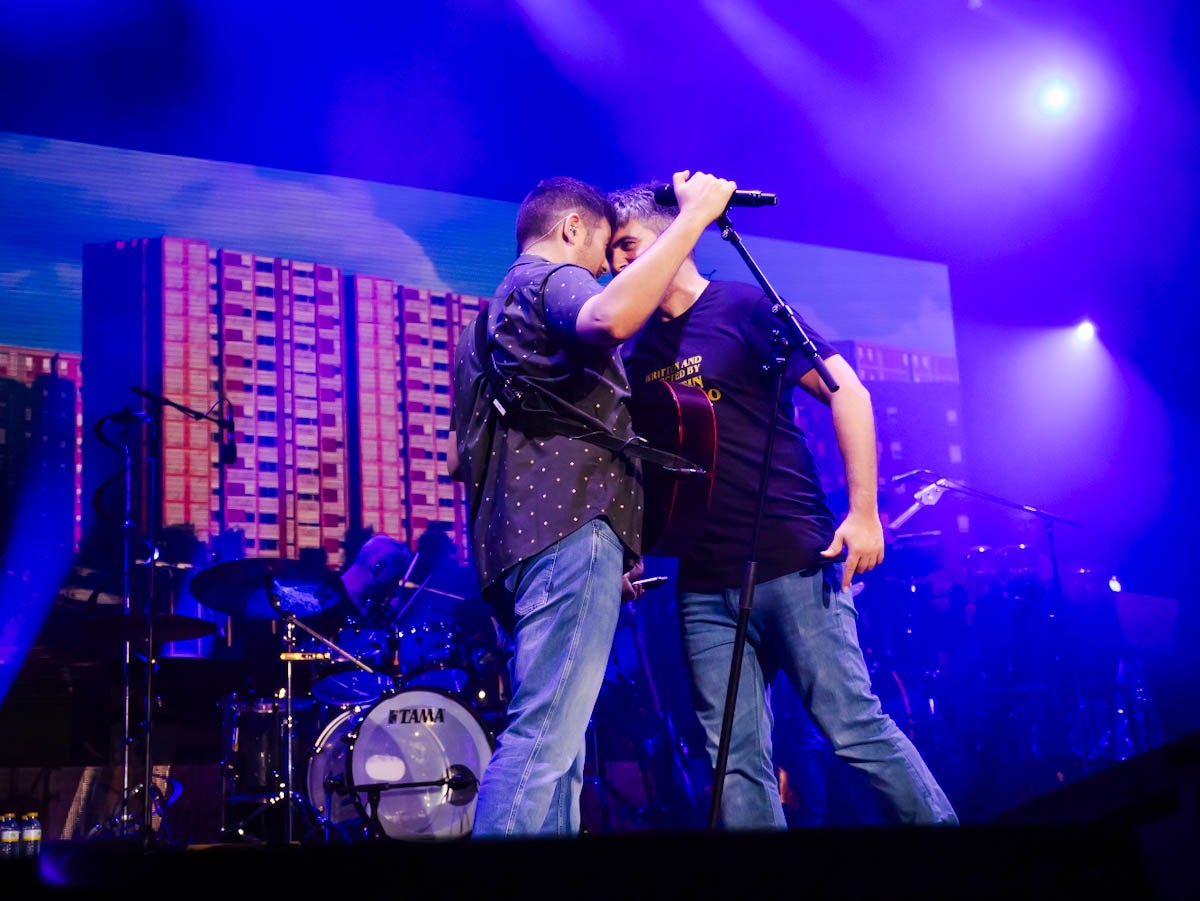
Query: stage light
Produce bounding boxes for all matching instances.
[1039,79,1073,114]
[1073,319,1096,342]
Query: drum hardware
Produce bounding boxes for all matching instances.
[218,592,353,843]
[283,614,385,686]
[304,624,398,707]
[85,390,237,844]
[354,766,481,839]
[188,555,358,842]
[88,403,176,845]
[899,476,1116,782]
[221,612,327,844]
[888,479,949,532]
[187,556,350,621]
[303,687,494,840]
[392,620,471,694]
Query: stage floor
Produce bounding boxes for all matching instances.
[0,824,1176,899]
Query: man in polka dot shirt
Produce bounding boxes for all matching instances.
[449,171,735,837]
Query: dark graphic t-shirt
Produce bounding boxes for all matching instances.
[624,280,837,593]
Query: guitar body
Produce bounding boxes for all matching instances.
[630,380,717,557]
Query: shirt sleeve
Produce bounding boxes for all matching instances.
[541,264,602,340]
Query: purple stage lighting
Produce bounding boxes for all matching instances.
[1039,78,1073,114]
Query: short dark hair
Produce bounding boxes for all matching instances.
[607,182,678,235]
[515,177,616,253]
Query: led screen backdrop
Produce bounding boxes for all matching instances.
[0,131,960,671]
[0,132,956,357]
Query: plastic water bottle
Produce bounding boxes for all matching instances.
[19,812,41,858]
[0,812,19,859]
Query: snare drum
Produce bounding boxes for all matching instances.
[304,686,495,840]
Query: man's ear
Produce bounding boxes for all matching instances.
[564,212,582,243]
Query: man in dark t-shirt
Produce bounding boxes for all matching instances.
[448,172,736,837]
[610,183,958,827]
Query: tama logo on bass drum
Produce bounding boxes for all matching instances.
[388,706,446,725]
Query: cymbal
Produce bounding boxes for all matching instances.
[87,612,219,644]
[18,644,109,668]
[56,584,124,607]
[55,565,124,607]
[188,557,350,620]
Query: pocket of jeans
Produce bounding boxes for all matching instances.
[512,574,554,621]
[592,517,622,551]
[824,566,861,624]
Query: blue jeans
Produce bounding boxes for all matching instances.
[470,518,625,837]
[679,566,959,828]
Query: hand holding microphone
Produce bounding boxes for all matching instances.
[653,183,778,208]
[661,171,741,227]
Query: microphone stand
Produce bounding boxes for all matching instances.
[705,211,840,829]
[90,410,140,840]
[127,387,234,842]
[885,470,1082,573]
[890,471,1097,770]
[131,386,233,460]
[888,480,949,532]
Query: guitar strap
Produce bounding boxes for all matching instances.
[475,268,706,475]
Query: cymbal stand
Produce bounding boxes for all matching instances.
[279,609,383,683]
[225,616,323,844]
[231,583,368,844]
[276,610,387,843]
[118,418,137,838]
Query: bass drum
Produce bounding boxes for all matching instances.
[305,687,494,840]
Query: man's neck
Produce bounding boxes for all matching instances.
[521,240,569,265]
[660,263,709,320]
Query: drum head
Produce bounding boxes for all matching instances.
[306,708,362,829]
[348,687,494,840]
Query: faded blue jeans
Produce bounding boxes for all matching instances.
[470,518,625,837]
[679,565,959,828]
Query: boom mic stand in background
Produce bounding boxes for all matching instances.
[883,471,1112,771]
[90,408,146,841]
[705,209,842,829]
[88,388,234,845]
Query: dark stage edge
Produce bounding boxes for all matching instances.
[5,730,1198,898]
[0,825,1180,899]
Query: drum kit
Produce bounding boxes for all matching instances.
[186,556,506,844]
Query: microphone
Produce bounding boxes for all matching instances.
[888,480,947,531]
[653,184,778,208]
[109,407,153,425]
[890,469,933,484]
[219,402,237,466]
[446,765,479,805]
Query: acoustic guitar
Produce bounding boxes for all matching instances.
[629,380,718,557]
